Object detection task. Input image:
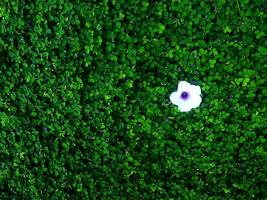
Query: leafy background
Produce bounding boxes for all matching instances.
[0,0,266,199]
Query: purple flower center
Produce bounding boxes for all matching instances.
[181,91,189,100]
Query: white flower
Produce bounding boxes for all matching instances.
[170,81,202,112]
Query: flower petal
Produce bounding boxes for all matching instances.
[170,92,182,105]
[189,85,201,96]
[178,102,193,112]
[187,95,202,109]
[177,81,191,93]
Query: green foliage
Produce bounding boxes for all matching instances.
[0,0,266,199]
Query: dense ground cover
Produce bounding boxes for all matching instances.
[0,0,266,199]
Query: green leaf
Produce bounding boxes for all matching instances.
[242,77,250,87]
[224,26,232,33]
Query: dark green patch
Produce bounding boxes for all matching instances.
[0,0,266,199]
